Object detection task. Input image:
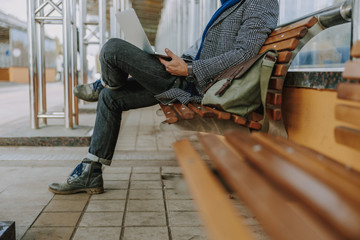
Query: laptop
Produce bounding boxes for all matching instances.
[115,8,168,58]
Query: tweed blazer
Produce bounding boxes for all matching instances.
[156,0,279,104]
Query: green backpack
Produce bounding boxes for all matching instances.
[201,49,278,131]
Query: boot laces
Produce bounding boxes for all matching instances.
[92,79,104,92]
[69,163,83,180]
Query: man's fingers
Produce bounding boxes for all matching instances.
[158,57,168,66]
[165,48,177,58]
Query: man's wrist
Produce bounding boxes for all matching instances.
[187,62,194,78]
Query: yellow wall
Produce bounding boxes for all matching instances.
[0,68,9,81]
[8,67,56,83]
[282,87,360,172]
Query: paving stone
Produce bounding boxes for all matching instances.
[79,212,123,227]
[43,199,87,212]
[91,189,128,200]
[131,173,161,181]
[16,225,29,240]
[129,189,163,200]
[168,212,202,227]
[124,212,167,227]
[52,193,90,201]
[161,167,182,175]
[127,200,165,212]
[104,180,129,190]
[103,173,130,181]
[0,210,43,227]
[22,227,74,240]
[86,200,126,212]
[171,227,208,240]
[130,181,163,190]
[103,167,132,174]
[165,189,192,200]
[72,227,121,240]
[123,227,169,240]
[167,200,197,212]
[33,212,82,227]
[132,167,160,173]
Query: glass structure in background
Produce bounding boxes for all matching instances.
[156,0,221,55]
[0,27,56,70]
[279,0,351,71]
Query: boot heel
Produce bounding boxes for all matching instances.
[87,187,104,194]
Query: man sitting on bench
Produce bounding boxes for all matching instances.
[48,0,279,195]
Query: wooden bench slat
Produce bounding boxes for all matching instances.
[269,77,284,90]
[273,64,288,77]
[335,126,360,150]
[266,107,282,121]
[350,41,360,58]
[342,61,360,80]
[337,83,360,102]
[252,132,360,207]
[264,27,308,45]
[159,104,178,124]
[277,51,292,63]
[260,38,300,53]
[173,103,195,120]
[173,139,256,240]
[249,112,263,122]
[335,104,360,127]
[188,103,215,118]
[266,92,282,105]
[197,134,340,240]
[231,114,247,125]
[231,114,262,130]
[247,121,262,130]
[225,130,360,240]
[269,17,318,37]
[271,133,360,187]
[204,106,232,120]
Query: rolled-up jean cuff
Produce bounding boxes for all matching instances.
[99,158,112,166]
[100,78,122,90]
[86,152,112,166]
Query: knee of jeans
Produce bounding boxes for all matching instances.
[100,38,127,59]
[98,88,128,112]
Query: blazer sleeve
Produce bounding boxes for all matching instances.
[193,0,279,90]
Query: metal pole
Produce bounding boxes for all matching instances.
[27,0,39,129]
[63,0,73,128]
[353,0,360,45]
[111,0,121,38]
[99,0,107,47]
[37,0,47,125]
[79,0,88,86]
[71,0,79,125]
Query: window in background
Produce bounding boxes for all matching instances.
[279,0,351,71]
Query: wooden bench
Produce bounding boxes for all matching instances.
[335,41,360,150]
[159,16,325,134]
[171,41,360,240]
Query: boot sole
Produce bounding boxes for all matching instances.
[48,187,104,195]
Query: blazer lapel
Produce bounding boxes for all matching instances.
[209,0,245,30]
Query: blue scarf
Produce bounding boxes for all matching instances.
[195,0,242,60]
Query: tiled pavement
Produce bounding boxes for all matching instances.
[0,83,267,240]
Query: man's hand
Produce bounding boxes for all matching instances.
[158,48,188,77]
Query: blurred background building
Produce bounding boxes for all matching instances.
[0,10,57,83]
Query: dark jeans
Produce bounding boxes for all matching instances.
[89,38,178,165]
